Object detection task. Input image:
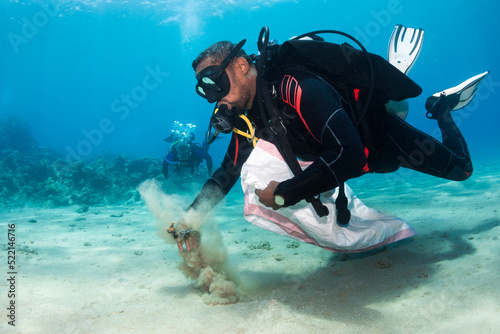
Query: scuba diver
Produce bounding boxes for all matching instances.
[169,24,488,252]
[162,122,213,179]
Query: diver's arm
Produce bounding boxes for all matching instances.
[162,160,168,179]
[162,159,170,179]
[187,178,226,211]
[205,153,213,176]
[196,148,213,176]
[273,72,366,206]
[186,133,251,212]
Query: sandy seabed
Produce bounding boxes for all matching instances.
[1,163,499,334]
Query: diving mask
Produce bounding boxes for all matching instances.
[195,39,246,103]
[176,143,192,161]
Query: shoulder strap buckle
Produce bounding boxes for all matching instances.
[269,117,287,136]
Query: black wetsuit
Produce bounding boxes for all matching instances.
[189,67,472,210]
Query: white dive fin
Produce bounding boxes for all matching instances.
[433,71,489,110]
[425,71,489,118]
[388,24,424,75]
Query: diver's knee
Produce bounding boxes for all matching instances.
[462,162,473,180]
[446,163,473,181]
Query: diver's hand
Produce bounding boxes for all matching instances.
[255,181,282,210]
[167,223,200,252]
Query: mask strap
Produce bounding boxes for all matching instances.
[219,39,247,69]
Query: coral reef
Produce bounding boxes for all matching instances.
[0,115,162,208]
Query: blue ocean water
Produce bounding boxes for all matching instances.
[2,2,500,332]
[1,0,499,165]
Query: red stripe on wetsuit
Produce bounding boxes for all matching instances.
[281,75,321,143]
[281,75,370,172]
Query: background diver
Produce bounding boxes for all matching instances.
[162,122,213,179]
[170,24,488,252]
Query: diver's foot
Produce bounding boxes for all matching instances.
[425,71,489,119]
[425,93,458,120]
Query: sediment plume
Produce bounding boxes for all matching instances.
[138,179,240,305]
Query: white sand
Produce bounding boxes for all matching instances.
[1,163,499,333]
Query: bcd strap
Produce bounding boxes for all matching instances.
[258,78,329,218]
[273,115,329,218]
[336,182,351,226]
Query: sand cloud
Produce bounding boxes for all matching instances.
[138,179,241,304]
